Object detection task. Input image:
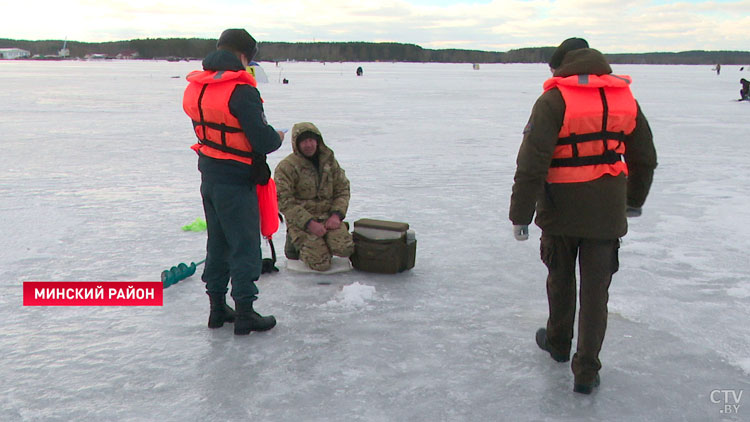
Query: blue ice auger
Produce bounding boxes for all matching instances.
[161,259,205,288]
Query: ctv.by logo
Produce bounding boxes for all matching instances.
[710,389,743,414]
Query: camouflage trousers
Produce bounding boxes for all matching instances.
[286,224,354,271]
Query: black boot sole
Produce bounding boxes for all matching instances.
[208,315,234,328]
[208,306,236,328]
[535,328,570,363]
[234,324,275,335]
[574,374,601,394]
[234,317,276,335]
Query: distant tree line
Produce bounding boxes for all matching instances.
[2,38,749,65]
[259,42,507,63]
[605,51,750,65]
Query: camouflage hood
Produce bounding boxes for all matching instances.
[291,122,333,160]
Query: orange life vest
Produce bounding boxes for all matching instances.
[183,70,259,165]
[184,69,279,239]
[543,74,637,184]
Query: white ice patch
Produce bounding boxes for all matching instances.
[727,284,750,299]
[324,282,376,308]
[736,357,750,376]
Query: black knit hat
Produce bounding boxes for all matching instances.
[217,28,258,60]
[548,37,589,69]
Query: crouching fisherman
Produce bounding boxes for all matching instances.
[182,28,285,334]
[274,122,354,271]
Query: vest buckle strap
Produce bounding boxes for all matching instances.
[198,139,255,159]
[192,120,243,134]
[549,151,623,168]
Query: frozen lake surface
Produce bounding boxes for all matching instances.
[1,59,749,421]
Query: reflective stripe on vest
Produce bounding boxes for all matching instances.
[183,70,259,165]
[543,74,637,184]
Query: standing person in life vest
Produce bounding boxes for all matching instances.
[274,122,354,271]
[182,28,284,335]
[509,37,657,394]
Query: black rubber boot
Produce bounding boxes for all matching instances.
[207,293,236,328]
[535,328,570,363]
[284,231,299,260]
[234,301,276,335]
[574,374,601,394]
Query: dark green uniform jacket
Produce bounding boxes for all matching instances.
[509,48,657,239]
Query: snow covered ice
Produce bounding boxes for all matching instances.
[1,59,749,421]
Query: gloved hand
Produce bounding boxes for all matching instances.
[626,206,642,218]
[513,225,529,241]
[261,258,279,274]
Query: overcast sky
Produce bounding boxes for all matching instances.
[3,0,747,53]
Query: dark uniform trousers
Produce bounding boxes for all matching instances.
[540,234,619,383]
[200,179,262,303]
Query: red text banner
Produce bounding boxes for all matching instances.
[23,282,163,306]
